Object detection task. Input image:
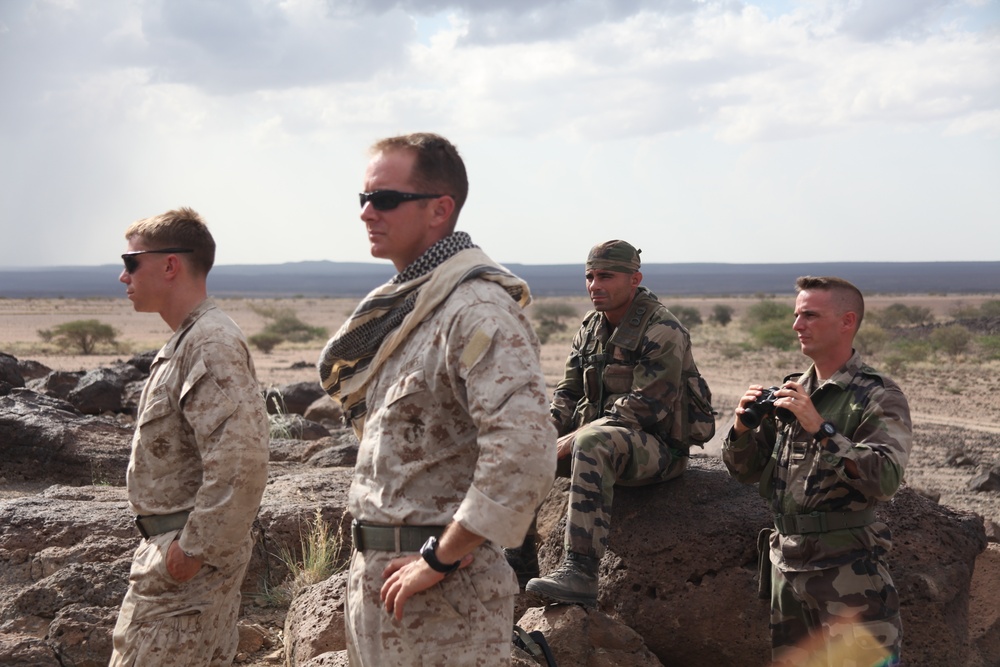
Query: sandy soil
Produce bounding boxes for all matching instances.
[3,293,999,664]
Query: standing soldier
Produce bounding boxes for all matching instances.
[520,240,714,607]
[723,276,912,666]
[110,208,270,667]
[318,132,555,666]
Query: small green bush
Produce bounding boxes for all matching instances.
[871,303,933,327]
[37,319,118,354]
[532,302,578,344]
[669,305,702,328]
[930,324,972,356]
[743,300,793,330]
[855,324,888,356]
[750,319,798,351]
[978,335,1000,360]
[249,332,283,354]
[709,304,734,327]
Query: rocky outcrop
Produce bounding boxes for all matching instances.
[0,389,132,486]
[531,456,988,667]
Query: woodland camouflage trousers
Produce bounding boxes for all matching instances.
[565,419,686,560]
[770,554,902,667]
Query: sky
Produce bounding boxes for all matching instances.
[1,0,998,269]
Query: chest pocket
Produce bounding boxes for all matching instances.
[603,363,634,396]
[139,386,174,427]
[384,368,427,407]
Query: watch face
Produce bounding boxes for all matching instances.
[820,422,836,438]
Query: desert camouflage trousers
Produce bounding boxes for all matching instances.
[769,553,902,667]
[565,420,687,560]
[109,529,251,667]
[345,542,517,666]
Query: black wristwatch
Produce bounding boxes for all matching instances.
[420,536,460,575]
[814,421,837,442]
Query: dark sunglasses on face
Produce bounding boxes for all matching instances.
[121,248,193,274]
[359,190,444,211]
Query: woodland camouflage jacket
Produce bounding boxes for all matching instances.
[550,287,689,442]
[722,351,912,571]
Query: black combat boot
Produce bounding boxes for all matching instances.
[524,551,599,607]
[503,532,539,589]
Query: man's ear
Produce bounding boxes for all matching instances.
[430,195,456,229]
[842,311,858,333]
[163,254,184,281]
[631,271,643,288]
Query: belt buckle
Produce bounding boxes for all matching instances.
[351,519,363,552]
[134,515,150,540]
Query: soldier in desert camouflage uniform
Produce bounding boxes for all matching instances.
[523,240,700,607]
[723,276,912,666]
[317,133,554,666]
[109,208,270,667]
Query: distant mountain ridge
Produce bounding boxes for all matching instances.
[1,261,998,298]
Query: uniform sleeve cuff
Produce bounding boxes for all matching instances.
[453,484,535,548]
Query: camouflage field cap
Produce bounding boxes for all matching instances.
[586,240,641,273]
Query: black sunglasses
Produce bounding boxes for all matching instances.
[121,248,193,274]
[359,190,444,211]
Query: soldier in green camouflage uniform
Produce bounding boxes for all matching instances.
[524,240,696,607]
[723,276,912,667]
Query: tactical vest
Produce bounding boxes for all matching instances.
[571,288,716,448]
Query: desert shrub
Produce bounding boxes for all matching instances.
[855,324,888,356]
[37,319,118,354]
[669,305,702,328]
[930,324,972,356]
[742,300,795,350]
[978,335,1000,360]
[743,300,793,330]
[870,303,933,327]
[709,304,734,327]
[750,319,798,351]
[532,301,578,344]
[248,305,328,353]
[882,354,907,375]
[249,332,283,354]
[981,300,1000,317]
[262,509,343,607]
[888,338,931,363]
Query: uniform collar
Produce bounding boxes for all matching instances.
[155,299,216,361]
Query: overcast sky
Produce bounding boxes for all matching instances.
[1,0,998,270]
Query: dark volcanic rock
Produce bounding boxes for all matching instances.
[0,389,132,485]
[535,456,987,667]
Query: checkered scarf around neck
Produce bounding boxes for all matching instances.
[317,231,531,435]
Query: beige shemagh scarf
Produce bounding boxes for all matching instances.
[317,232,531,436]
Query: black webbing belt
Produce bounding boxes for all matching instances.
[135,510,190,539]
[351,519,445,553]
[774,508,875,535]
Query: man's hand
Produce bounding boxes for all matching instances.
[380,552,474,621]
[166,539,203,582]
[732,384,765,437]
[773,381,823,435]
[556,433,575,459]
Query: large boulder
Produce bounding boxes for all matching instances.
[67,364,145,415]
[0,352,25,388]
[0,389,132,485]
[534,456,987,667]
[284,571,349,665]
[266,381,327,417]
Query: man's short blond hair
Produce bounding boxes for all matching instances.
[125,207,216,276]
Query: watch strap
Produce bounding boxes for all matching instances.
[420,536,460,575]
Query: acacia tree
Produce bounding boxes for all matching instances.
[38,319,119,354]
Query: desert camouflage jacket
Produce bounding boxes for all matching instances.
[550,287,688,441]
[722,351,912,571]
[127,299,270,567]
[350,279,556,549]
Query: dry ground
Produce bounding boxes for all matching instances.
[2,293,999,664]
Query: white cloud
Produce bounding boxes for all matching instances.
[0,0,998,268]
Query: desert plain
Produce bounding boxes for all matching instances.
[2,291,999,664]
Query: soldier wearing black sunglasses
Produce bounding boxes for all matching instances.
[320,133,555,666]
[111,207,269,667]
